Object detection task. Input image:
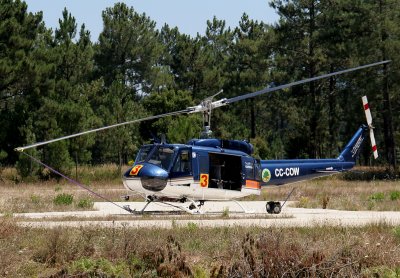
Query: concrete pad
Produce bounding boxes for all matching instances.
[12,201,400,229]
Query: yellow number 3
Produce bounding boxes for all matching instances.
[200,174,209,188]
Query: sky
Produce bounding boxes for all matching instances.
[24,0,279,41]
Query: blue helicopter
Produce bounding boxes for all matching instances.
[16,61,386,214]
[121,95,375,214]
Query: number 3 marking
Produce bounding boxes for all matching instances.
[130,165,143,176]
[200,174,209,188]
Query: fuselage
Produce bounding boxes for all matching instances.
[123,126,366,201]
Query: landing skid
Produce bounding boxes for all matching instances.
[121,195,259,215]
[122,195,206,215]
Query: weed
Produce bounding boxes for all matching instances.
[390,191,400,201]
[53,193,74,206]
[368,192,385,202]
[0,217,18,239]
[321,195,330,209]
[222,207,229,218]
[54,185,62,192]
[157,235,192,277]
[68,258,129,276]
[297,196,310,207]
[188,238,202,251]
[30,194,40,204]
[186,222,198,232]
[34,228,73,266]
[77,198,94,209]
[193,265,208,278]
[367,201,375,210]
[393,227,400,241]
[363,266,400,277]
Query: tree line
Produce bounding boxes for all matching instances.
[1,0,399,178]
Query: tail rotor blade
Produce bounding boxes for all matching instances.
[362,96,378,159]
[362,96,372,126]
[370,129,378,159]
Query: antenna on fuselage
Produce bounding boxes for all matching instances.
[200,89,223,138]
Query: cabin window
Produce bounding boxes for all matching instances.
[199,155,208,174]
[172,149,192,174]
[245,161,254,179]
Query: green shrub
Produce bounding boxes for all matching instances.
[53,193,74,206]
[297,196,310,207]
[193,265,208,278]
[393,227,400,241]
[30,194,40,204]
[342,169,396,181]
[222,207,229,218]
[77,198,94,209]
[368,192,385,202]
[186,222,198,232]
[68,258,128,276]
[390,191,400,201]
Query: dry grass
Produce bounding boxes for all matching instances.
[1,217,400,277]
[0,185,129,213]
[253,176,400,211]
[0,165,133,213]
[1,164,400,276]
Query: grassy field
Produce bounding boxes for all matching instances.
[1,165,400,277]
[0,217,399,277]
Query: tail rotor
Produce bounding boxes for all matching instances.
[362,96,378,159]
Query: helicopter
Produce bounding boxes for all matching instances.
[15,60,388,214]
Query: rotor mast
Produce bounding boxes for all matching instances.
[191,90,224,138]
[200,90,223,138]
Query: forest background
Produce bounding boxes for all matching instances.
[1,0,399,179]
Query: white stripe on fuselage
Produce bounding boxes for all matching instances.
[122,177,258,200]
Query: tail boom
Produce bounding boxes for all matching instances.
[260,125,368,186]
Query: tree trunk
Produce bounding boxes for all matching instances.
[380,0,397,170]
[250,98,256,139]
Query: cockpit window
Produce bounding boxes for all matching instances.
[136,146,153,163]
[147,146,175,170]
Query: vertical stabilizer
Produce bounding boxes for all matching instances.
[338,125,368,162]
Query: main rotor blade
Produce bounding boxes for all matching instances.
[225,60,391,105]
[15,109,192,152]
[15,60,390,152]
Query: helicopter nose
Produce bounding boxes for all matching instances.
[123,164,168,192]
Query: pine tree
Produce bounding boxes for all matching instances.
[0,0,45,166]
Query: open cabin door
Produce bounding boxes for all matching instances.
[208,153,242,191]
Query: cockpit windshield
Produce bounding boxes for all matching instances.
[136,146,153,163]
[135,145,176,170]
